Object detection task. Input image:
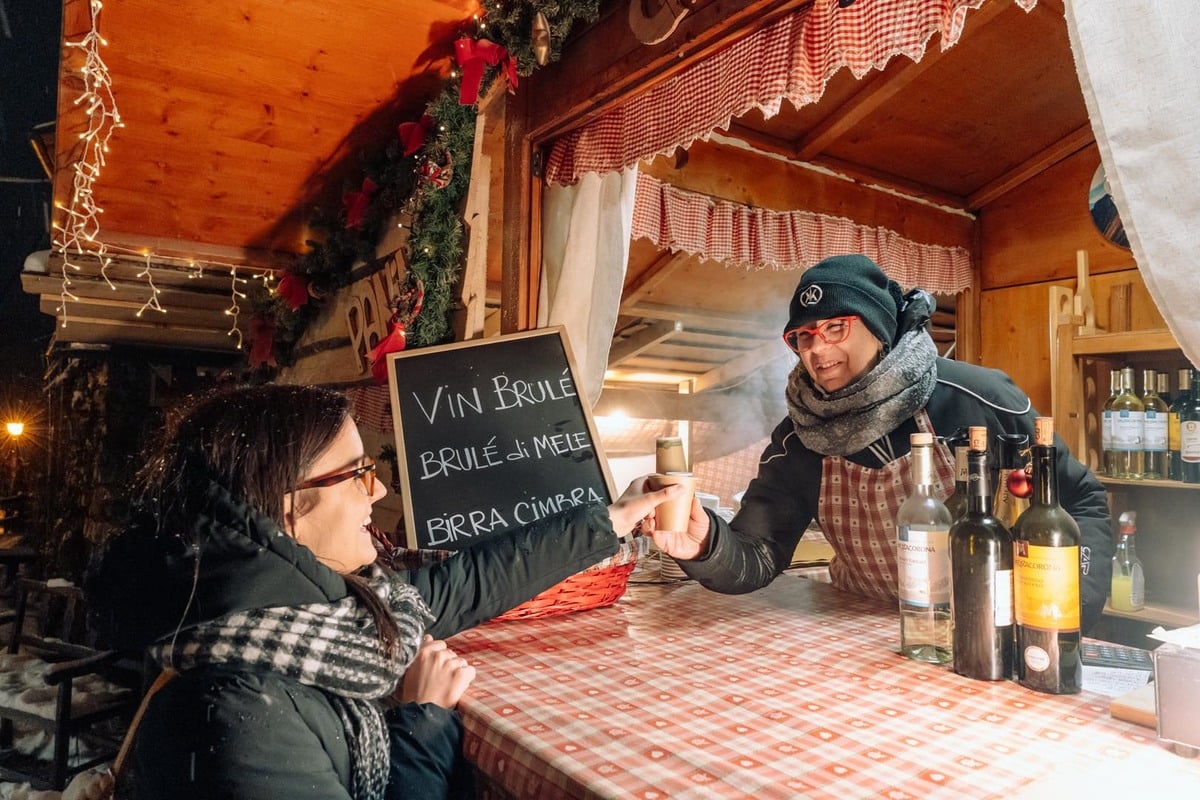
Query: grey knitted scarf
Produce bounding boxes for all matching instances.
[153,568,433,800]
[785,328,938,456]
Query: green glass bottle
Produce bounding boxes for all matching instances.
[1171,369,1193,482]
[943,429,969,524]
[1180,368,1200,484]
[950,426,1014,681]
[1013,417,1082,694]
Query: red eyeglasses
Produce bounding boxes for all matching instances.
[294,456,377,496]
[782,316,858,354]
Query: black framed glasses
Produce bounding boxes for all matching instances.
[782,315,858,354]
[294,456,376,496]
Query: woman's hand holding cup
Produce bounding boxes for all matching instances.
[641,475,711,561]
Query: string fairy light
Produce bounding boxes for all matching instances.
[53,0,123,328]
[134,252,165,316]
[224,267,249,349]
[45,0,276,352]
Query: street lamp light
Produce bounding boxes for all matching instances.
[4,420,25,496]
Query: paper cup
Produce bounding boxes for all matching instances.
[648,472,695,532]
[655,437,688,474]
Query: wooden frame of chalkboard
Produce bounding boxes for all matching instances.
[385,327,617,550]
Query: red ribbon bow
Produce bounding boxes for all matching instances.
[454,37,518,105]
[248,315,278,368]
[342,176,378,230]
[276,272,310,311]
[369,281,425,384]
[398,114,435,157]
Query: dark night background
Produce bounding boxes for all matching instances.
[1,0,59,414]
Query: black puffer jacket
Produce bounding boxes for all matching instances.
[680,358,1113,633]
[86,484,618,799]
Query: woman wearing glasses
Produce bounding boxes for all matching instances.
[84,384,678,800]
[646,254,1112,633]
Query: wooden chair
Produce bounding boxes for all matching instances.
[0,578,143,790]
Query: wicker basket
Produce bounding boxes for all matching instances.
[375,533,639,622]
[492,559,636,621]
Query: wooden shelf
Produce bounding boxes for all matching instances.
[1099,476,1200,491]
[1104,600,1199,628]
[1071,329,1179,356]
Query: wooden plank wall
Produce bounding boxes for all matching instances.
[978,144,1166,415]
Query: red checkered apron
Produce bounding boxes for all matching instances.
[818,409,955,601]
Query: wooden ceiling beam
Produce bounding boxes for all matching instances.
[807,154,968,210]
[693,340,787,392]
[609,320,682,366]
[620,249,689,311]
[967,124,1095,210]
[527,0,816,142]
[624,302,779,339]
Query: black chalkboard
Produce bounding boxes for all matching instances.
[386,327,615,549]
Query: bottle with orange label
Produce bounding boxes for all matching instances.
[1012,417,1082,694]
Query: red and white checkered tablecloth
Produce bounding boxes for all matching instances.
[451,575,1200,800]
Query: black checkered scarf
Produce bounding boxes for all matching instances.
[150,567,433,800]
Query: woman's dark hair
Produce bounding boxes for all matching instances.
[135,384,402,656]
[136,384,349,522]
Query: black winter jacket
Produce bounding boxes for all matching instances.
[680,358,1113,632]
[86,485,618,799]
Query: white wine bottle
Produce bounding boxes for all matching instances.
[897,432,953,664]
[1141,368,1169,479]
[1012,417,1082,694]
[950,426,1014,681]
[1111,367,1144,478]
[1101,369,1120,476]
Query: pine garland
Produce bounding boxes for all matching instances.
[249,0,601,366]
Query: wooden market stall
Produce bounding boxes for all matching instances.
[19,0,1200,670]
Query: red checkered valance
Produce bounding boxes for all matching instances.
[631,173,971,293]
[545,0,1038,186]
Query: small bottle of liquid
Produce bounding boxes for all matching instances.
[1110,511,1145,612]
[1141,368,1169,479]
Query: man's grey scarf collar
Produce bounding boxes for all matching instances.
[785,329,938,457]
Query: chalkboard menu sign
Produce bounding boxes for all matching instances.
[386,327,616,549]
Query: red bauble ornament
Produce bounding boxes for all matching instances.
[1006,466,1033,499]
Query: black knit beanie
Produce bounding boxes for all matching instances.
[784,254,904,348]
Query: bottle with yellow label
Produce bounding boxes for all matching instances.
[1012,417,1082,694]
